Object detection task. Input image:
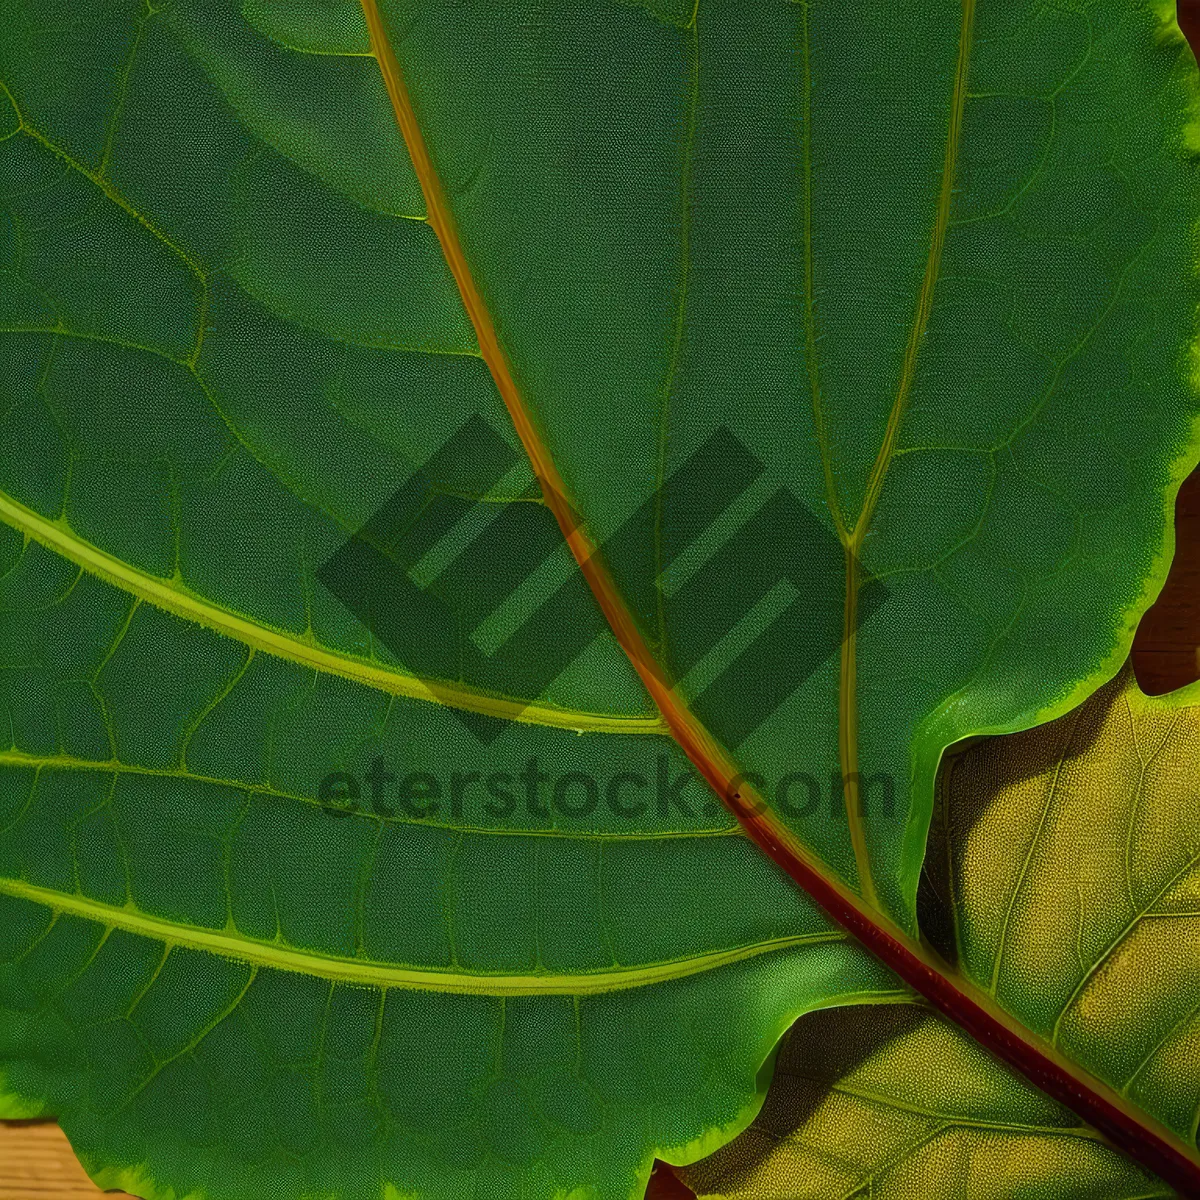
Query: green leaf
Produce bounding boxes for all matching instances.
[0,0,1198,1196]
[0,539,902,1198]
[676,666,1200,1198]
[373,0,1200,920]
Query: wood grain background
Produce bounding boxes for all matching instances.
[4,9,1200,1196]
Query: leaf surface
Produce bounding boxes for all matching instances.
[678,1005,1171,1200]
[0,0,1198,1196]
[677,667,1200,1198]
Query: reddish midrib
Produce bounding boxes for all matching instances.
[358,5,1200,1194]
[737,814,1200,1193]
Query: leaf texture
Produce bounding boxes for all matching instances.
[677,666,1200,1198]
[0,0,1198,1196]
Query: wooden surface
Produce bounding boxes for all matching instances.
[0,1124,124,1199]
[1131,467,1200,694]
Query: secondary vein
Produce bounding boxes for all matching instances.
[0,877,842,996]
[0,748,739,842]
[800,0,846,543]
[0,490,663,736]
[837,0,977,910]
[851,0,976,543]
